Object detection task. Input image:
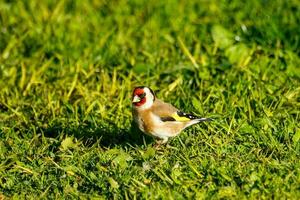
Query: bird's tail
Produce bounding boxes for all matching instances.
[185,117,212,127]
[197,117,213,122]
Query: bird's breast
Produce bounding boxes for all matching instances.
[134,114,146,132]
[133,109,158,133]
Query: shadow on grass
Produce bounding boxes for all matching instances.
[42,121,152,148]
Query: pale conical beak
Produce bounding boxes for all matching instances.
[132,95,141,103]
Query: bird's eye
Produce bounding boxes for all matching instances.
[139,93,146,98]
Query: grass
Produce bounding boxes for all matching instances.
[0,0,300,199]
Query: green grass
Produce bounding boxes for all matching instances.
[0,0,300,199]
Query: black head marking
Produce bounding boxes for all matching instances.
[148,87,156,101]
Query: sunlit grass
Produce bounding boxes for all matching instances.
[0,0,299,199]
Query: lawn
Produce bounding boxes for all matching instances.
[0,0,300,199]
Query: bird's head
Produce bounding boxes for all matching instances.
[132,86,155,109]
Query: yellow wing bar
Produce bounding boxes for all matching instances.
[171,111,198,122]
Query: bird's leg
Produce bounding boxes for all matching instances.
[154,137,168,148]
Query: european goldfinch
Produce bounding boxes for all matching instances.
[132,86,212,144]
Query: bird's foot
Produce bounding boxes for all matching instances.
[154,138,168,149]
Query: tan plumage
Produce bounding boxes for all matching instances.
[132,86,211,143]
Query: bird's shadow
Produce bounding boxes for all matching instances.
[42,121,152,148]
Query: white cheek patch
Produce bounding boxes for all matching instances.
[138,98,153,110]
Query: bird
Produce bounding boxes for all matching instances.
[131,86,212,144]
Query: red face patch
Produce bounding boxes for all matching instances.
[132,87,147,106]
[133,88,144,96]
[134,97,146,106]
